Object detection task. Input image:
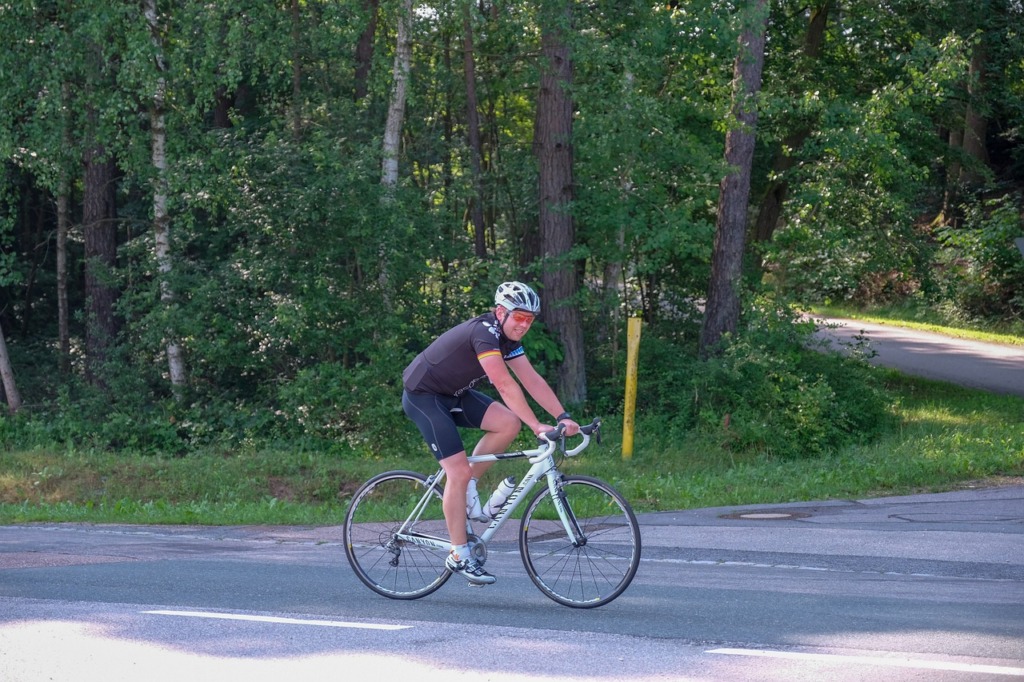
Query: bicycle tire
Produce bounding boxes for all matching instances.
[519,475,641,608]
[344,470,452,600]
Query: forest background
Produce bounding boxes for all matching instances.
[0,0,1022,522]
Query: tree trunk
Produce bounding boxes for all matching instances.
[601,225,626,362]
[82,139,119,386]
[463,4,487,259]
[19,186,45,336]
[599,71,635,353]
[752,130,798,243]
[56,183,70,374]
[0,320,22,414]
[146,0,187,390]
[752,0,830,244]
[290,0,303,139]
[699,0,769,357]
[944,127,964,223]
[354,0,380,101]
[378,0,413,306]
[959,40,989,187]
[213,86,233,128]
[57,83,71,374]
[535,0,585,404]
[381,0,412,190]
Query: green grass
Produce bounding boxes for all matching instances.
[809,303,1024,346]
[1,373,1021,525]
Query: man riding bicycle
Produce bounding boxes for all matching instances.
[402,281,580,585]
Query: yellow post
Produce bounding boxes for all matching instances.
[622,316,642,460]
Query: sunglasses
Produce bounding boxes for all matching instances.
[508,311,536,324]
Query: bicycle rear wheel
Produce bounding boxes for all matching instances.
[344,470,452,600]
[519,475,641,608]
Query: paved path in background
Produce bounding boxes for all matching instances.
[813,318,1024,397]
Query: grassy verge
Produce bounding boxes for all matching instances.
[808,303,1024,346]
[1,373,1021,525]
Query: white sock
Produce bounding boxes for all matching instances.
[451,544,470,561]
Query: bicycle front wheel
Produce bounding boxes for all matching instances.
[519,475,641,608]
[344,470,452,600]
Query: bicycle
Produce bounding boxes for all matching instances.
[343,418,641,608]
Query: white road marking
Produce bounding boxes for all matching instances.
[143,610,411,630]
[708,648,1024,676]
[646,556,1016,581]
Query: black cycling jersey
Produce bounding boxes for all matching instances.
[403,312,525,396]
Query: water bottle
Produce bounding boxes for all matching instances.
[483,476,516,518]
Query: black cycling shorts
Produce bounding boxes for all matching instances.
[402,389,495,460]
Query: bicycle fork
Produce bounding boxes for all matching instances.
[546,471,587,547]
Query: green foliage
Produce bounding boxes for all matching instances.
[3,374,1021,524]
[572,0,727,311]
[2,0,1022,476]
[2,379,182,455]
[762,71,941,303]
[757,1,1024,321]
[0,167,18,289]
[691,305,893,459]
[275,344,419,454]
[936,193,1024,320]
[588,300,893,460]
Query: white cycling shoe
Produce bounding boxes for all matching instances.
[445,552,496,585]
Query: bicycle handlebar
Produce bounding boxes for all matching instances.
[465,418,602,465]
[538,417,602,458]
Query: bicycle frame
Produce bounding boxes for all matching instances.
[393,425,597,552]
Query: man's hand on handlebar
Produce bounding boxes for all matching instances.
[558,417,580,437]
[534,418,581,441]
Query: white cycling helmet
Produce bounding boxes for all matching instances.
[495,281,541,314]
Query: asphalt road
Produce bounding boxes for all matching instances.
[813,317,1024,397]
[2,318,1021,680]
[2,485,1023,681]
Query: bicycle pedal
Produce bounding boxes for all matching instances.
[468,582,488,588]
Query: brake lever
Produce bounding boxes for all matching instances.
[539,423,567,444]
[580,418,602,445]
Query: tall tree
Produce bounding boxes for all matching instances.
[289,0,304,139]
[55,176,71,374]
[959,27,989,186]
[72,5,124,388]
[700,0,769,357]
[943,0,1021,210]
[82,136,119,386]
[56,81,72,375]
[463,2,487,259]
[145,0,186,389]
[379,0,414,306]
[753,0,831,244]
[354,0,380,101]
[535,0,585,403]
[382,0,412,190]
